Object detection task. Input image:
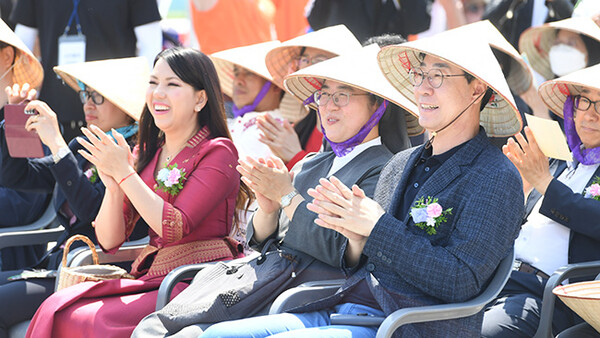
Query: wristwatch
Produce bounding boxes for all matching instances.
[280,189,299,209]
[52,147,71,163]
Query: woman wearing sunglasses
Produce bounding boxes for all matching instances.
[0,57,148,336]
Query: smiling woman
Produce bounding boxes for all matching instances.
[25,48,251,338]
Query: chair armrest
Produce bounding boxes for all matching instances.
[269,279,345,315]
[0,201,59,234]
[0,226,64,250]
[155,252,261,311]
[155,262,219,311]
[533,261,600,338]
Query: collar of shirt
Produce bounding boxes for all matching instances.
[327,137,382,177]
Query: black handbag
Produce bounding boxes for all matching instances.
[155,240,315,333]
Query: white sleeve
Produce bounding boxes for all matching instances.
[14,24,38,52]
[134,21,162,68]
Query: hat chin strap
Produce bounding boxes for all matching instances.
[424,89,486,149]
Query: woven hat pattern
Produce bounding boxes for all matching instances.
[265,25,362,88]
[378,30,522,137]
[284,44,422,136]
[553,280,600,333]
[54,57,149,121]
[0,19,43,88]
[519,17,600,80]
[538,63,600,118]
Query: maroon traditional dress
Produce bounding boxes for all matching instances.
[26,127,243,338]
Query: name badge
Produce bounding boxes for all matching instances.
[58,34,86,66]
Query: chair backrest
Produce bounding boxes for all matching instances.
[0,196,58,234]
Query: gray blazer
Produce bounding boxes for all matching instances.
[247,144,394,268]
[292,129,525,337]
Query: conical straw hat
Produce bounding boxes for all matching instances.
[265,24,362,89]
[0,19,43,88]
[553,280,600,333]
[211,41,306,123]
[449,20,533,95]
[378,30,522,137]
[284,44,422,136]
[54,57,149,121]
[211,41,281,98]
[519,17,600,80]
[538,63,600,118]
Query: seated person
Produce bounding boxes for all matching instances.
[0,18,48,271]
[199,30,525,337]
[482,64,600,337]
[131,43,418,337]
[211,41,302,161]
[263,24,363,169]
[0,56,147,335]
[25,47,250,338]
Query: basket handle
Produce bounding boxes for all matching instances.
[61,234,99,268]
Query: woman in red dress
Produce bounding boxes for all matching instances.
[26,47,250,338]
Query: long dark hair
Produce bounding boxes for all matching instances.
[137,47,252,228]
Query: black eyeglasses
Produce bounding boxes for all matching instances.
[313,91,370,107]
[574,95,600,115]
[296,55,328,68]
[408,67,468,89]
[78,90,105,105]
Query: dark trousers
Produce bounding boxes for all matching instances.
[481,270,577,337]
[0,270,54,338]
[558,323,600,338]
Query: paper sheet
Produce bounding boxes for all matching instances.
[525,114,572,161]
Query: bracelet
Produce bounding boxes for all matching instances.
[118,172,136,185]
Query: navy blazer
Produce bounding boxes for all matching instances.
[525,159,600,266]
[292,129,525,337]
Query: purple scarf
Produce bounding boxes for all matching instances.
[563,95,600,165]
[318,100,388,157]
[232,81,272,118]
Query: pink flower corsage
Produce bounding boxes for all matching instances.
[84,167,98,183]
[584,176,600,201]
[156,163,187,196]
[410,196,453,235]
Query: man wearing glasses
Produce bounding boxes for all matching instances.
[482,65,600,337]
[195,34,525,337]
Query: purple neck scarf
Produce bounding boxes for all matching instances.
[232,81,272,118]
[563,95,600,165]
[319,100,388,157]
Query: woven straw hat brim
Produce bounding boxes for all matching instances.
[378,30,522,137]
[265,24,362,88]
[211,40,308,123]
[53,57,149,121]
[0,19,43,88]
[284,44,423,136]
[553,280,600,333]
[211,40,282,98]
[519,17,600,80]
[538,63,600,118]
[449,20,533,95]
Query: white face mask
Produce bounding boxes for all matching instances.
[549,44,587,77]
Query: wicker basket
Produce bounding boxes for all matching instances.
[56,235,134,291]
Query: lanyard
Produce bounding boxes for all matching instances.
[64,0,82,35]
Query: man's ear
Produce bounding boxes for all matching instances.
[472,79,487,99]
